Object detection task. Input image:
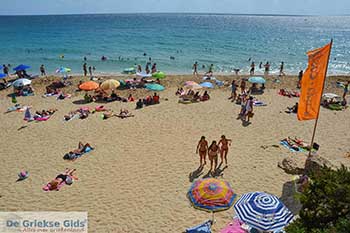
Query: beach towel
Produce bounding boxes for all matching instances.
[63,147,94,161]
[220,219,246,233]
[6,104,21,113]
[42,175,76,192]
[253,100,267,106]
[186,220,212,233]
[280,140,300,153]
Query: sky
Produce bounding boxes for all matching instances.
[1,0,349,16]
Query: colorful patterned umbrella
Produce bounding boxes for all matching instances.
[188,178,236,212]
[234,192,294,232]
[100,79,120,90]
[79,81,99,91]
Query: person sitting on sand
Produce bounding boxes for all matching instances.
[208,141,220,173]
[176,87,184,96]
[128,94,135,102]
[218,135,232,166]
[48,168,76,191]
[153,93,160,104]
[84,93,93,103]
[136,99,144,109]
[144,96,153,105]
[286,103,298,114]
[187,89,195,96]
[196,136,208,167]
[111,90,118,100]
[200,91,210,101]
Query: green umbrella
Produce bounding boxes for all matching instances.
[152,71,166,79]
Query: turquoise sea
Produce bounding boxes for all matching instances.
[0,13,349,75]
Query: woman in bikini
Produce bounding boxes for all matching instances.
[48,168,76,191]
[208,141,220,173]
[196,136,208,167]
[218,135,232,166]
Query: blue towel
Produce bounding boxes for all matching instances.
[280,140,299,153]
[186,220,212,233]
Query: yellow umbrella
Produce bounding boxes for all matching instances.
[100,79,120,90]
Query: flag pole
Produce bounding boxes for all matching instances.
[308,39,333,157]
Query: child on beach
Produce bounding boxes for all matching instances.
[196,136,208,167]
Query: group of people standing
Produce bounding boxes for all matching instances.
[83,63,96,77]
[249,61,285,76]
[196,135,232,173]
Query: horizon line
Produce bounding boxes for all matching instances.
[0,12,350,17]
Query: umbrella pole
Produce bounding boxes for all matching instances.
[211,211,214,224]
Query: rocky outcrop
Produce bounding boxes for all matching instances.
[304,154,336,176]
[278,155,307,175]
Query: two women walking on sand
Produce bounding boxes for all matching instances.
[196,135,232,173]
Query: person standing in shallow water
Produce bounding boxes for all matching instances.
[40,64,46,76]
[280,61,285,76]
[218,135,232,167]
[196,136,208,167]
[83,63,87,76]
[250,62,255,75]
[193,61,198,76]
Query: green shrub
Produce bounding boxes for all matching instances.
[286,165,350,233]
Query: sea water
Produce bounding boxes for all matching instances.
[0,13,349,75]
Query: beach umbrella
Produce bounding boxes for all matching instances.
[185,81,198,86]
[55,67,71,73]
[100,79,120,90]
[12,78,31,88]
[234,192,294,232]
[200,82,214,89]
[188,178,237,213]
[145,83,165,91]
[248,76,266,84]
[79,81,99,91]
[13,64,31,71]
[122,67,136,74]
[136,72,152,78]
[0,73,6,79]
[152,71,166,79]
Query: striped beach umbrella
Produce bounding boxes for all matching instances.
[234,192,294,232]
[188,178,236,212]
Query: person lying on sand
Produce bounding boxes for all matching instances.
[71,142,93,155]
[34,109,57,118]
[117,109,134,119]
[47,168,77,191]
[102,110,115,120]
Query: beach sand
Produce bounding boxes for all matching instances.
[0,74,349,232]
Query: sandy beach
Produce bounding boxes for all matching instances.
[0,74,349,232]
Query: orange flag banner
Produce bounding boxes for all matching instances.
[297,42,332,121]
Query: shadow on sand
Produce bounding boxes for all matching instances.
[189,165,204,182]
[280,180,302,215]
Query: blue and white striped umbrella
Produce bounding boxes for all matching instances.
[234,192,294,232]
